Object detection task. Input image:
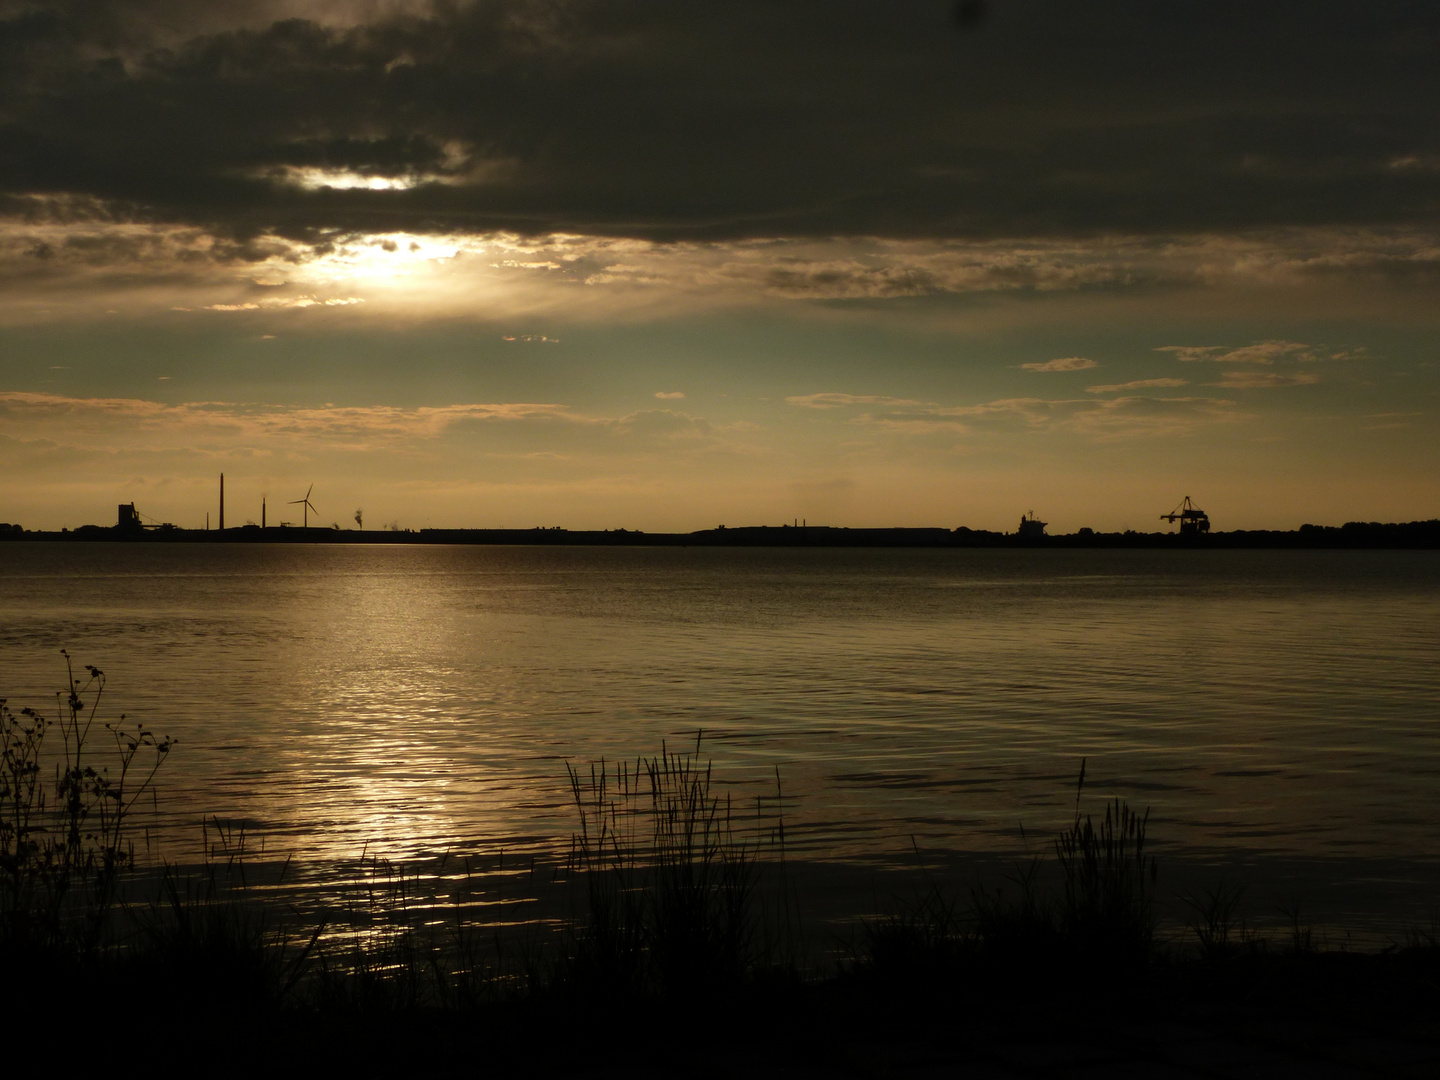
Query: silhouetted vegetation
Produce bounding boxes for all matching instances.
[1,652,172,963]
[557,741,778,999]
[851,763,1158,995]
[5,656,1439,1070]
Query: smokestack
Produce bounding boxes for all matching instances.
[262,496,266,529]
[219,473,225,531]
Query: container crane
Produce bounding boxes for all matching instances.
[1162,496,1210,535]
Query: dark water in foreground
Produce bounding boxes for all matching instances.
[1,543,1437,938]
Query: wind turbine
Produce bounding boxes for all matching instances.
[289,483,317,529]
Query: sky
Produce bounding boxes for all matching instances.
[2,0,1439,533]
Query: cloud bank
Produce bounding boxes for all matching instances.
[1,1,1437,248]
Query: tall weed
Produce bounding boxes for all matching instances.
[563,735,768,996]
[0,651,172,953]
[1054,760,1156,965]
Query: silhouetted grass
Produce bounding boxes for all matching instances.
[1181,879,1251,959]
[557,736,776,1000]
[1053,758,1156,967]
[126,821,319,1013]
[855,760,1156,993]
[970,853,1060,967]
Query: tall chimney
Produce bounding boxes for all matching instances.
[262,496,266,529]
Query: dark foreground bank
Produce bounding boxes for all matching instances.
[14,913,1440,1078]
[279,953,1440,1078]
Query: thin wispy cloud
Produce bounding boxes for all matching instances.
[1362,411,1422,431]
[1159,342,1313,366]
[786,393,926,409]
[1208,371,1320,389]
[797,392,1247,442]
[1022,357,1098,372]
[1155,346,1225,363]
[196,297,364,312]
[1087,379,1189,394]
[611,409,716,443]
[0,392,752,463]
[0,392,575,447]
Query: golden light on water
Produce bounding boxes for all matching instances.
[254,550,542,864]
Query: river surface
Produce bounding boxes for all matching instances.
[2,542,1437,937]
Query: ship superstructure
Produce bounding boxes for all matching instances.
[1017,511,1047,539]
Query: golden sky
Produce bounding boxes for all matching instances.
[2,2,1438,531]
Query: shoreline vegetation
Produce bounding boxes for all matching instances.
[5,662,1440,1072]
[3,519,1440,549]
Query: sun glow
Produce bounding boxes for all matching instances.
[275,167,420,192]
[288,234,466,288]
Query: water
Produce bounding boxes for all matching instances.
[2,542,1438,935]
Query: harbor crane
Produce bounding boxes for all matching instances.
[1162,496,1210,535]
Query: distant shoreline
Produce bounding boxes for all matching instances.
[3,520,1439,548]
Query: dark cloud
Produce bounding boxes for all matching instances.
[1,1,1438,243]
